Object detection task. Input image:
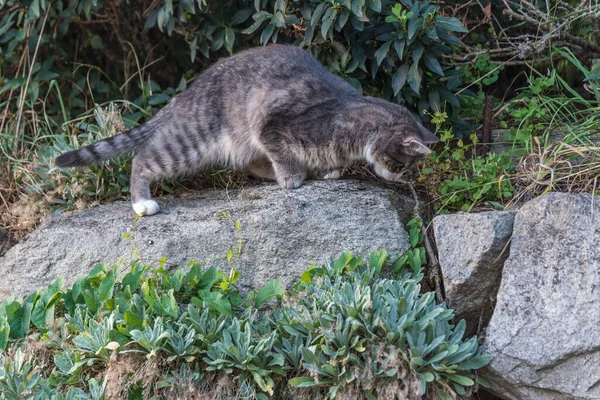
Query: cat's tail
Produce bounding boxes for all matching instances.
[54,122,156,167]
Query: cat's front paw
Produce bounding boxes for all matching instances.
[279,174,303,189]
[132,200,160,216]
[322,170,341,180]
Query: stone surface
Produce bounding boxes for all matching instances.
[433,211,515,335]
[482,193,600,400]
[0,180,413,301]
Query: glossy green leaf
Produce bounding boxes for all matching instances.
[310,2,327,27]
[412,42,424,66]
[255,279,285,307]
[242,14,271,34]
[436,16,468,33]
[368,0,381,12]
[375,39,393,66]
[369,250,387,275]
[424,53,444,75]
[408,63,422,94]
[260,23,275,45]
[393,39,406,60]
[224,26,235,54]
[231,8,253,25]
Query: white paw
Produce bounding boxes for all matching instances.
[132,200,160,216]
[323,170,341,180]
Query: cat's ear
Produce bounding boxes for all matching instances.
[403,138,432,156]
[417,123,439,144]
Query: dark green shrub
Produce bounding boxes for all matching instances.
[0,0,466,126]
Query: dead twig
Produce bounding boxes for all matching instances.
[14,8,51,148]
[480,95,494,158]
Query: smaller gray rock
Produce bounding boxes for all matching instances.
[434,211,515,335]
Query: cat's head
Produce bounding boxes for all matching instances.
[367,114,439,182]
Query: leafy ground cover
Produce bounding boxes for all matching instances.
[0,220,490,399]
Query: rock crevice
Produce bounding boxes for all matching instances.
[435,193,600,400]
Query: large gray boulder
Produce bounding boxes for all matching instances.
[433,211,515,336]
[0,180,413,300]
[482,193,600,399]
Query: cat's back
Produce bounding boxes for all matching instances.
[230,45,329,75]
[196,45,358,96]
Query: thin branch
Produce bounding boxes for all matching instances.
[449,0,600,65]
[0,4,20,18]
[71,18,112,25]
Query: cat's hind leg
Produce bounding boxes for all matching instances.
[130,155,160,216]
[247,158,277,181]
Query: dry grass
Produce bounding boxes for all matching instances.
[509,137,600,207]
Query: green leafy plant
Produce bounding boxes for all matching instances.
[282,249,490,399]
[71,313,118,362]
[204,319,284,397]
[0,348,42,400]
[129,316,171,359]
[417,109,515,212]
[0,225,491,399]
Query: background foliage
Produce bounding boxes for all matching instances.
[1,2,599,235]
[0,0,469,226]
[0,0,466,120]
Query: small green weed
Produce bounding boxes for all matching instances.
[419,109,515,212]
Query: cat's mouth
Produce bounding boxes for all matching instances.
[372,162,407,182]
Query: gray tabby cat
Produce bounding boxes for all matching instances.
[55,44,438,216]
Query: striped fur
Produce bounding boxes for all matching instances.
[55,122,157,167]
[54,45,438,216]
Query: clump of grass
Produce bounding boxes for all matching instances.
[1,101,136,238]
[508,48,600,203]
[0,37,181,238]
[513,138,600,203]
